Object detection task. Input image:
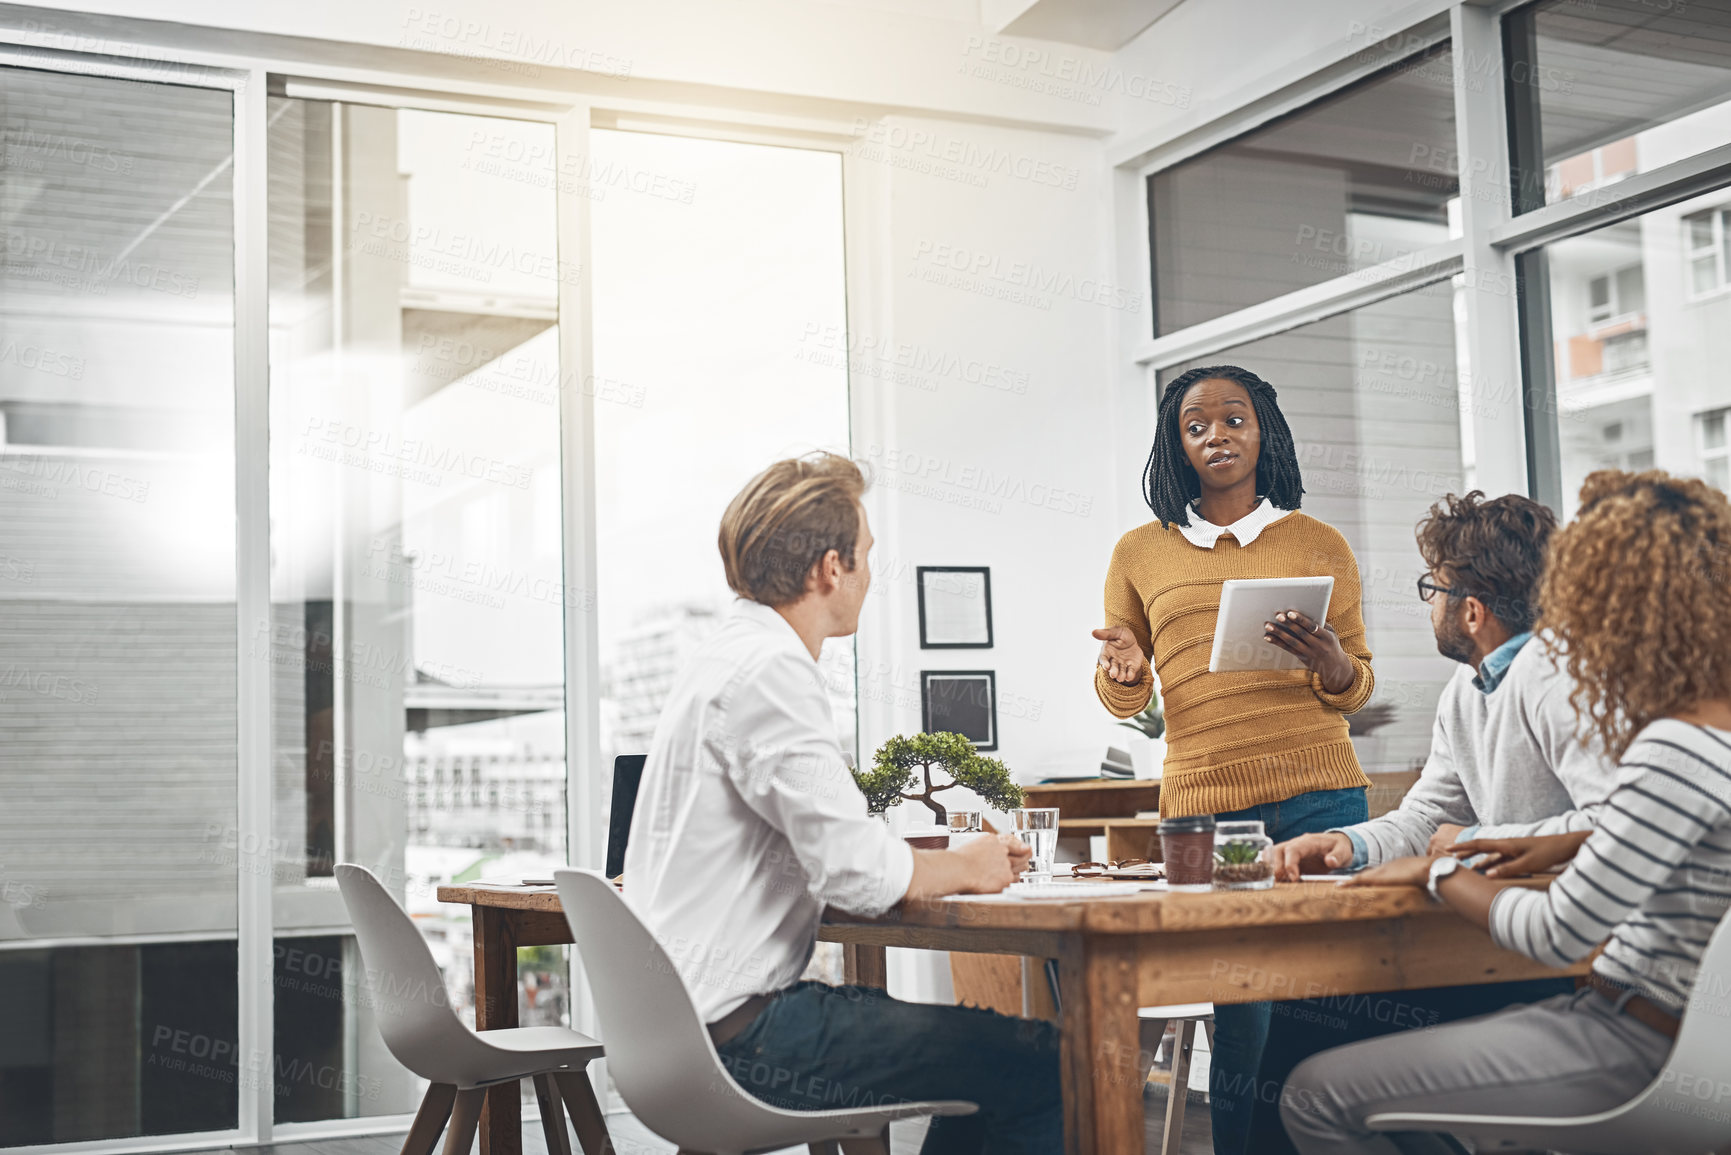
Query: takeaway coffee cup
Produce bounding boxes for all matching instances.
[1159,813,1217,892]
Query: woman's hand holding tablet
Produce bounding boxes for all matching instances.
[1264,609,1355,693]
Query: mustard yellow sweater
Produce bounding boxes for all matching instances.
[1096,512,1374,817]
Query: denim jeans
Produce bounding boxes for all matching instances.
[1208,786,1368,1155]
[715,980,1063,1155]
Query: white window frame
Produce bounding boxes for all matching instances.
[0,16,874,1155]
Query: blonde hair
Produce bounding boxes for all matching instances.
[1539,469,1731,759]
[718,452,867,606]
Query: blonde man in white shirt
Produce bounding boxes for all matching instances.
[625,452,1062,1155]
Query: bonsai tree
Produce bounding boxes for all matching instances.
[1117,692,1164,740]
[852,731,1023,824]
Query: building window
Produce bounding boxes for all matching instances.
[1686,207,1731,298]
[1587,265,1644,325]
[1703,408,1730,492]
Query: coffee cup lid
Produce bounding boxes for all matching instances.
[1158,814,1217,834]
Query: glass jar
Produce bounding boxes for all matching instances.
[1214,820,1274,890]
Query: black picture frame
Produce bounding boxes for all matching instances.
[920,670,997,751]
[915,566,993,649]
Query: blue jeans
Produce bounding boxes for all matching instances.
[716,980,1063,1154]
[1209,786,1368,1155]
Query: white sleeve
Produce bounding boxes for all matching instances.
[1335,692,1476,864]
[720,651,913,916]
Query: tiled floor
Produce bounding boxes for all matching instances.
[192,1083,1211,1155]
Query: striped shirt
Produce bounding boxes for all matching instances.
[1491,719,1731,1012]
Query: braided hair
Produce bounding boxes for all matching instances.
[1142,364,1305,527]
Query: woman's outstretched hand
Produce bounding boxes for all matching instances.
[1449,831,1591,878]
[1263,610,1354,693]
[1093,626,1147,685]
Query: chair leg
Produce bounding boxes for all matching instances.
[400,1083,458,1155]
[554,1069,615,1155]
[533,1073,573,1155]
[442,1087,488,1155]
[838,1129,890,1155]
[1137,1017,1169,1089]
[1201,1016,1215,1052]
[1160,1020,1197,1155]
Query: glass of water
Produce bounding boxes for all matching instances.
[1011,808,1060,884]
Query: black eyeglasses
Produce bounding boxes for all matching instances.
[1416,576,1465,603]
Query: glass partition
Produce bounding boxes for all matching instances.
[1506,0,1731,212]
[0,67,238,1145]
[589,129,854,774]
[266,98,568,1121]
[1147,46,1458,335]
[1531,198,1731,515]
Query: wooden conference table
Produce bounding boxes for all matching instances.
[438,878,1580,1155]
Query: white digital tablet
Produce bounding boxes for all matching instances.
[1208,576,1335,674]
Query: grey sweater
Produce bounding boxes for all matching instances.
[1337,636,1616,867]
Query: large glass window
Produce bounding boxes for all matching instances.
[0,67,238,1145]
[266,98,569,1121]
[1147,46,1458,335]
[1506,0,1731,212]
[589,130,853,776]
[1159,282,1469,778]
[1530,198,1731,515]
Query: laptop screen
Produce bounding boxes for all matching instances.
[605,754,648,878]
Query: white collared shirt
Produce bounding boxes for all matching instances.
[1178,497,1290,549]
[623,597,914,1021]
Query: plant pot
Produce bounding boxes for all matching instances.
[902,826,951,850]
[1128,736,1167,780]
[1213,860,1274,889]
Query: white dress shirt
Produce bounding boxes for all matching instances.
[1177,497,1290,549]
[623,597,914,1021]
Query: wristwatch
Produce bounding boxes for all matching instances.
[1427,855,1463,903]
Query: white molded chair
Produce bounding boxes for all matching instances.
[1137,1002,1214,1155]
[1367,912,1731,1154]
[335,864,611,1155]
[553,868,977,1155]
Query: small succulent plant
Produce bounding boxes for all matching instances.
[1216,839,1263,866]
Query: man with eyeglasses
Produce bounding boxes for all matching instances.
[1246,490,1618,1155]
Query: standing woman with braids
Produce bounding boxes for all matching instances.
[1091,365,1375,1155]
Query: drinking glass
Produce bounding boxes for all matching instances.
[946,810,983,833]
[1011,808,1060,884]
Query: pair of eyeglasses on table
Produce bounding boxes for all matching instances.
[1070,858,1158,878]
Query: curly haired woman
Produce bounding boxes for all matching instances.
[1091,364,1375,1154]
[1281,470,1731,1155]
